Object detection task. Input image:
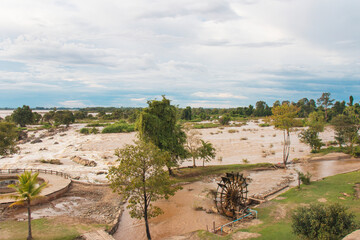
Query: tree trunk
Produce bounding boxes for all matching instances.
[27,199,32,240]
[193,156,196,167]
[143,191,151,240]
[283,130,290,166]
[167,166,173,176]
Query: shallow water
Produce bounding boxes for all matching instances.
[296,159,360,180]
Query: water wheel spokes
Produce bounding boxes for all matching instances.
[216,172,248,218]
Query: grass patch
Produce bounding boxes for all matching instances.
[193,123,220,129]
[173,163,273,183]
[86,122,110,127]
[194,170,360,240]
[0,218,107,240]
[102,121,135,133]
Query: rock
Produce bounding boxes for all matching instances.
[222,226,232,234]
[54,142,59,145]
[96,171,107,175]
[60,133,66,136]
[31,138,42,144]
[71,156,97,167]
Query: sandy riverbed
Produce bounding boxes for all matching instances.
[0,121,336,183]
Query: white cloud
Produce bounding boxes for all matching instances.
[0,0,358,107]
[58,100,87,108]
[131,98,146,102]
[192,92,248,99]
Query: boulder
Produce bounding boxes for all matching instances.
[71,156,97,167]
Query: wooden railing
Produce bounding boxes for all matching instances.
[0,168,71,179]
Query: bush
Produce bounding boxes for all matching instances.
[219,114,231,125]
[80,128,90,134]
[86,122,109,127]
[292,203,357,240]
[298,171,312,185]
[102,122,135,133]
[90,127,99,134]
[259,123,270,127]
[193,123,219,129]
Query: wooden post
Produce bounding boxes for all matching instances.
[213,221,215,233]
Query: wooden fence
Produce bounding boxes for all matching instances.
[0,168,71,179]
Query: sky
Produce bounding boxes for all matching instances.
[0,0,359,108]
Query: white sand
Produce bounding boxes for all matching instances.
[0,121,335,183]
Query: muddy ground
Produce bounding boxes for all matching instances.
[1,182,122,225]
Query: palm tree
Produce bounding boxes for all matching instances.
[8,171,47,240]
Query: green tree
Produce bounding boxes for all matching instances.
[219,114,231,125]
[32,112,42,124]
[107,141,180,240]
[53,110,75,127]
[272,104,299,166]
[0,122,18,156]
[8,171,47,240]
[331,114,358,151]
[198,140,216,167]
[299,111,325,152]
[348,95,354,106]
[136,96,187,175]
[292,203,357,240]
[181,106,192,120]
[11,105,34,127]
[317,92,334,122]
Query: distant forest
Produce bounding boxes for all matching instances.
[1,93,358,123]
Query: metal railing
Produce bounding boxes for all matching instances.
[0,168,71,179]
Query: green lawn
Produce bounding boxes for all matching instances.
[0,218,107,240]
[196,170,360,239]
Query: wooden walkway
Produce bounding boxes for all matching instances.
[82,230,115,240]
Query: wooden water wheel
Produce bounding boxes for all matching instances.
[215,172,248,218]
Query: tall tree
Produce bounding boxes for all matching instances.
[53,110,75,127]
[184,124,201,167]
[107,141,180,240]
[136,96,187,175]
[348,95,354,106]
[317,92,334,122]
[8,171,47,240]
[272,104,299,166]
[181,106,192,120]
[0,122,18,156]
[198,140,216,167]
[331,114,358,152]
[11,105,34,127]
[299,112,325,152]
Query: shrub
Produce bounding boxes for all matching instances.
[292,203,357,240]
[242,158,249,164]
[102,122,135,133]
[299,171,312,185]
[228,129,238,133]
[90,127,99,134]
[86,122,109,127]
[219,114,231,125]
[193,123,219,129]
[259,123,270,127]
[80,128,90,134]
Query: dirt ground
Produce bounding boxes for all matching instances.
[1,182,122,225]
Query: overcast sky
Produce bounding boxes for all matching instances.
[0,0,359,108]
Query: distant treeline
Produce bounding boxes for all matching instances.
[1,93,358,125]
